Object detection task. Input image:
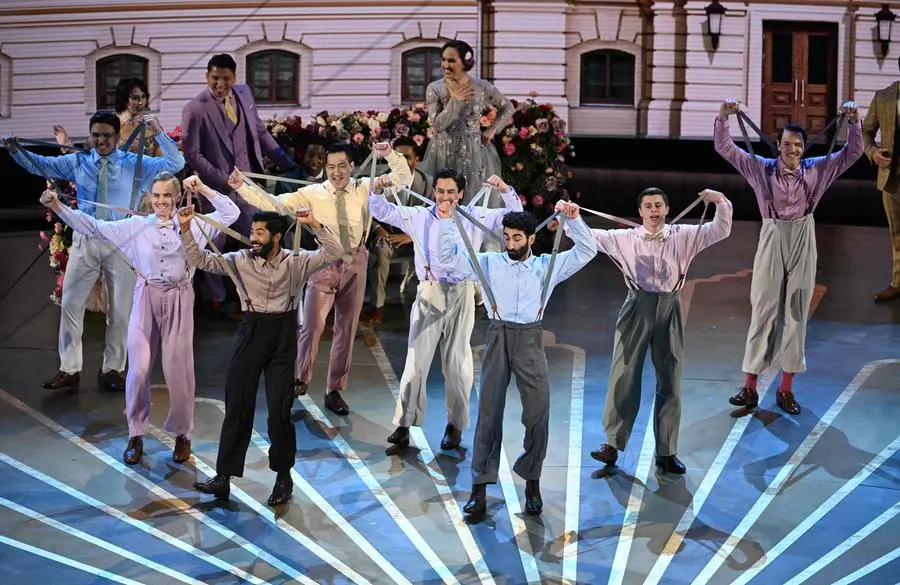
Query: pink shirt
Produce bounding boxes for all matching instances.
[590,198,733,293]
[714,118,863,220]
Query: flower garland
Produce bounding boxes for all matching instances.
[38,180,75,304]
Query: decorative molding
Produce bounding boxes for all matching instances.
[389,36,452,105]
[234,40,313,109]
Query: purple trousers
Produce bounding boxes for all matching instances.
[125,279,195,439]
[297,246,368,392]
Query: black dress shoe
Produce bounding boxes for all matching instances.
[776,390,801,415]
[729,386,759,408]
[123,436,143,465]
[194,474,230,499]
[98,369,126,391]
[42,370,80,391]
[463,484,487,516]
[524,479,543,515]
[324,390,349,415]
[655,455,686,474]
[590,444,618,466]
[386,426,410,446]
[440,424,461,450]
[292,379,308,398]
[267,474,293,506]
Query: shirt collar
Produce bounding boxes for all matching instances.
[775,156,803,178]
[635,225,670,241]
[252,248,289,268]
[90,148,120,165]
[147,213,175,229]
[207,87,234,104]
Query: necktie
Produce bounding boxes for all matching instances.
[96,157,109,220]
[224,95,238,124]
[334,189,352,255]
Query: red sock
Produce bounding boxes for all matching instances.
[744,373,758,390]
[779,372,794,393]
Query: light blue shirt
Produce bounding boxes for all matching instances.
[12,132,185,220]
[54,191,238,284]
[439,214,598,323]
[368,186,523,284]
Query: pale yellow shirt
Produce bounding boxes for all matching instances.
[236,150,412,250]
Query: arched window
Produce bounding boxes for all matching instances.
[96,55,148,110]
[580,49,635,106]
[401,47,442,103]
[247,50,299,104]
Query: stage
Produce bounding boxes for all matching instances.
[0,218,898,585]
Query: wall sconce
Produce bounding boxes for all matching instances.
[875,4,896,58]
[705,0,727,51]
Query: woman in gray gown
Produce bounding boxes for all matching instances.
[421,40,514,208]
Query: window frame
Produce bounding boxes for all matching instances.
[95,54,149,111]
[246,49,300,105]
[579,49,636,106]
[400,47,443,104]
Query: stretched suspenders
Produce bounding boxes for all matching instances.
[736,111,779,219]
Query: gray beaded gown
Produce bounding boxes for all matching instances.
[420,77,514,208]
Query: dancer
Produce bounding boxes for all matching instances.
[181,206,343,506]
[234,142,411,415]
[715,99,863,415]
[39,173,239,465]
[439,203,597,516]
[3,111,184,392]
[420,40,514,208]
[863,72,900,302]
[587,188,733,474]
[369,170,522,451]
[365,136,435,324]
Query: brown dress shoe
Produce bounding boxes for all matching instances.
[440,424,462,450]
[292,379,308,398]
[173,434,191,463]
[42,371,80,391]
[123,436,143,465]
[729,386,759,408]
[590,444,618,466]
[874,285,900,302]
[777,390,801,415]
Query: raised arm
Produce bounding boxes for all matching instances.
[473,176,524,232]
[184,175,240,248]
[179,211,236,276]
[543,211,598,287]
[360,145,412,191]
[713,110,767,181]
[41,190,139,248]
[5,138,79,182]
[234,174,311,213]
[293,224,344,275]
[140,116,185,178]
[810,106,864,191]
[676,190,733,255]
[426,82,467,133]
[368,184,421,231]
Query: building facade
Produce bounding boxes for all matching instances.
[0,0,897,141]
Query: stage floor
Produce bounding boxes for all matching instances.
[0,219,898,585]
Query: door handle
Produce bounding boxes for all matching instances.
[794,79,798,103]
[801,80,806,107]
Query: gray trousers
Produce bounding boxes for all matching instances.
[603,290,684,457]
[742,215,816,375]
[472,320,550,485]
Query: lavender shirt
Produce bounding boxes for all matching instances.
[368,187,523,285]
[587,197,733,293]
[714,117,863,220]
[55,191,239,284]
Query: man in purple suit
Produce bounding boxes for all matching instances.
[181,53,294,307]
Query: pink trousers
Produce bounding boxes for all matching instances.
[125,279,195,438]
[297,246,368,392]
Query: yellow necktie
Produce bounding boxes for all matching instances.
[224,95,238,124]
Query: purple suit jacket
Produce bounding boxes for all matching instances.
[181,84,293,193]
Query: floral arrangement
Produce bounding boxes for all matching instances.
[262,92,575,212]
[38,180,75,304]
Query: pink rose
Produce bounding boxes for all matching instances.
[413,134,425,146]
[479,116,491,128]
[503,143,516,156]
[353,132,365,144]
[532,195,544,206]
[518,127,530,140]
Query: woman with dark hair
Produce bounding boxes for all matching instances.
[114,77,161,157]
[420,40,514,208]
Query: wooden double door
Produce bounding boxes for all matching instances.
[762,22,838,143]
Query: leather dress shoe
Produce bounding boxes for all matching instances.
[123,436,143,465]
[729,386,759,408]
[194,474,230,499]
[463,483,487,516]
[267,474,293,506]
[98,369,126,391]
[777,390,801,415]
[173,434,191,463]
[440,424,461,450]
[655,455,687,474]
[367,307,384,325]
[42,370,80,391]
[386,426,410,446]
[524,479,543,515]
[324,390,349,415]
[874,285,900,302]
[292,379,308,398]
[590,444,618,466]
